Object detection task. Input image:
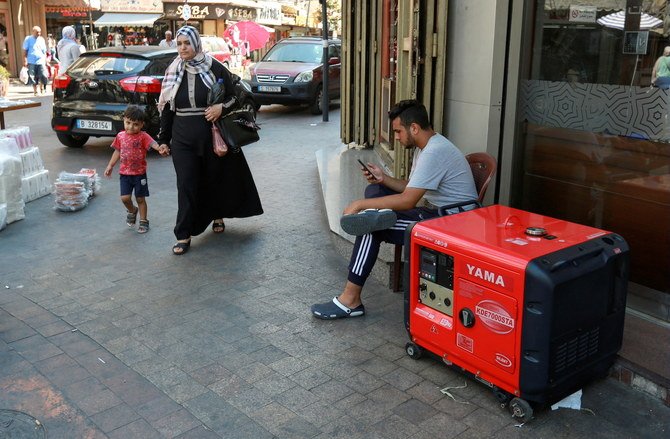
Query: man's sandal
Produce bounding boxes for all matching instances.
[172,240,191,255]
[126,208,138,227]
[137,220,149,234]
[212,220,225,233]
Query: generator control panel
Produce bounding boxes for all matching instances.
[418,247,455,316]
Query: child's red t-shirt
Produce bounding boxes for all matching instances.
[111,131,156,175]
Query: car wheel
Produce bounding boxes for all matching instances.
[56,132,89,148]
[309,84,323,115]
[240,99,257,120]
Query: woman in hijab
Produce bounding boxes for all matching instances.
[56,26,81,71]
[157,25,263,255]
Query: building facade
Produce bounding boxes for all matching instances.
[340,0,669,323]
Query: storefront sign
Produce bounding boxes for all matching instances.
[569,5,597,23]
[256,2,281,26]
[46,7,104,20]
[100,0,162,14]
[163,3,256,21]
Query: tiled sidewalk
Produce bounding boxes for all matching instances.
[1,101,669,438]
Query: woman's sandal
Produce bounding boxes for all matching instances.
[137,220,150,234]
[126,208,138,227]
[212,220,225,233]
[172,240,191,255]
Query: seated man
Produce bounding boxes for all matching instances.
[311,99,478,319]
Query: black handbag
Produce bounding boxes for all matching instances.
[214,110,260,153]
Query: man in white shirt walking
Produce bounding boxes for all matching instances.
[158,31,176,48]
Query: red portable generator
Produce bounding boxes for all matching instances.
[403,205,629,421]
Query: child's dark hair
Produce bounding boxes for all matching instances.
[123,105,146,122]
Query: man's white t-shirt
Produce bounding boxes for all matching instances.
[159,39,176,48]
[407,133,478,208]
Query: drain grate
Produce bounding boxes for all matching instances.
[0,409,47,438]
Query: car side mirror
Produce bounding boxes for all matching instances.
[328,57,340,65]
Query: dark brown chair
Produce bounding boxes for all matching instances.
[466,152,498,203]
[390,152,497,292]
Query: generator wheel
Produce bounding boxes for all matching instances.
[508,397,533,423]
[405,342,423,360]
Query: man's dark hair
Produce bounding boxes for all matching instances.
[388,99,431,129]
[123,105,146,122]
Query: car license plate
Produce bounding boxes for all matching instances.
[258,85,281,93]
[76,119,112,131]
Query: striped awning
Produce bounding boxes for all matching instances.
[597,10,663,30]
[94,13,163,27]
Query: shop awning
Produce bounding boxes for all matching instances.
[94,13,162,27]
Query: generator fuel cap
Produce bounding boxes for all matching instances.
[525,227,547,237]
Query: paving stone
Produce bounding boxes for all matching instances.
[90,403,141,433]
[174,425,220,438]
[183,390,243,427]
[151,408,202,438]
[165,379,209,404]
[189,362,234,387]
[135,395,184,423]
[0,318,36,343]
[249,401,298,430]
[106,418,162,439]
[9,334,64,362]
[49,331,100,358]
[382,366,424,391]
[289,365,332,390]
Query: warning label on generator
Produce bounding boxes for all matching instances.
[457,333,474,353]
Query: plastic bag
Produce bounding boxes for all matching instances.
[19,66,29,85]
[211,125,228,156]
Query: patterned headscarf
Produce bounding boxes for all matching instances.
[158,25,216,112]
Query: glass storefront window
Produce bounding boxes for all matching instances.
[516,1,670,314]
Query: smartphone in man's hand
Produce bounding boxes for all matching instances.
[357,159,373,175]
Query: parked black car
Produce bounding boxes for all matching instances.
[51,46,257,148]
[243,37,341,114]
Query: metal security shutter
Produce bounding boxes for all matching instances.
[341,0,381,147]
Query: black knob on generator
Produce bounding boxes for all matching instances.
[459,308,475,328]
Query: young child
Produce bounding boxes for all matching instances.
[104,105,169,233]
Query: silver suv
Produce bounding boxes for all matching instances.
[243,37,341,114]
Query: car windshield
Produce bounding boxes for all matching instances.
[68,56,149,77]
[263,42,322,63]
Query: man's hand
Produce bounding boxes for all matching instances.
[158,144,170,156]
[103,165,113,178]
[363,162,384,183]
[343,199,364,215]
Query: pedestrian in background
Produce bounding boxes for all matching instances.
[159,30,176,48]
[652,46,670,89]
[157,25,263,255]
[22,25,48,96]
[104,105,169,234]
[56,26,81,71]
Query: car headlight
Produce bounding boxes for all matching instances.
[294,70,313,83]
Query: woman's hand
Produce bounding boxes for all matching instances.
[204,103,223,122]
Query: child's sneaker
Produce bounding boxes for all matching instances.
[340,209,397,236]
[126,208,138,227]
[138,219,149,234]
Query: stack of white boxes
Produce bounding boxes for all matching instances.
[20,145,51,202]
[0,126,51,230]
[0,126,51,203]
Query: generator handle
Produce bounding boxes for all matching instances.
[437,200,482,217]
